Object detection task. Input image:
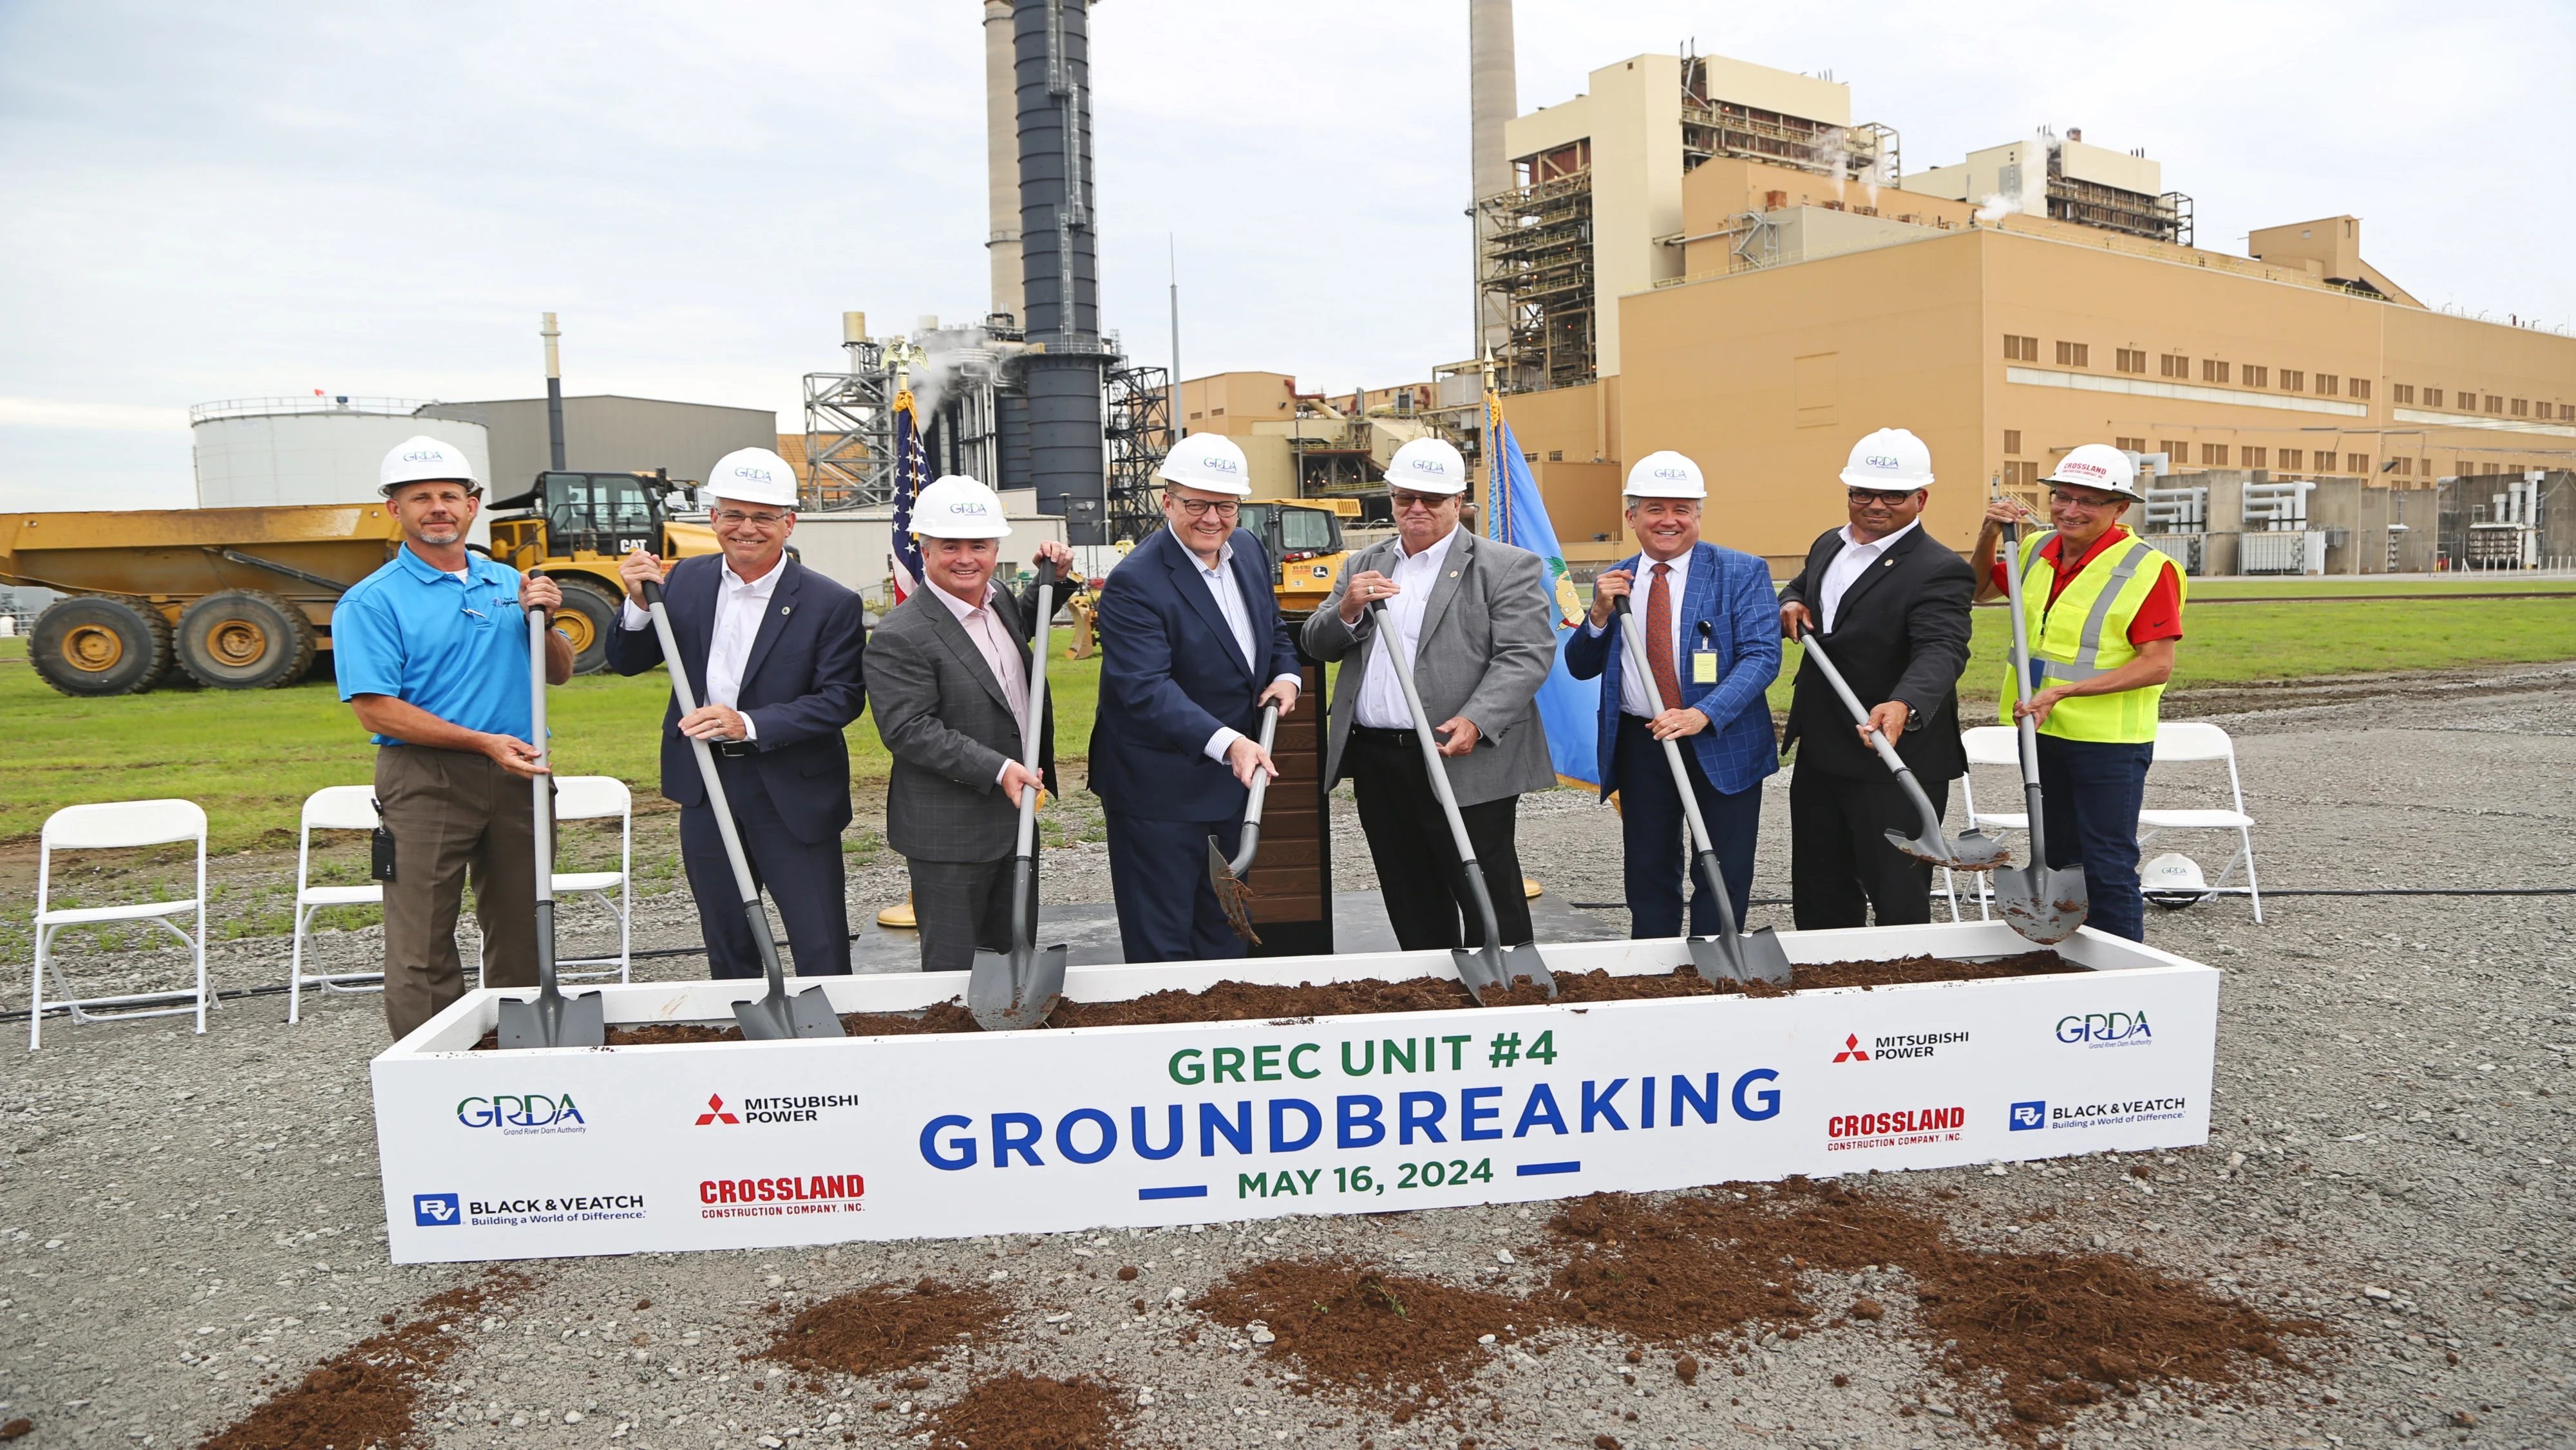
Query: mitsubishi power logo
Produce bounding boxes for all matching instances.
[1832,1034,1870,1064]
[696,1094,741,1126]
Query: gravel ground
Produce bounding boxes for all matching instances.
[2,664,2571,1449]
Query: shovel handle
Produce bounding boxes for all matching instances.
[1227,704,1280,878]
[1796,628,1950,845]
[1367,598,1504,957]
[1609,596,1751,944]
[1993,515,2055,865]
[639,579,765,910]
[527,604,561,1003]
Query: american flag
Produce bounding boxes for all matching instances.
[887,387,929,603]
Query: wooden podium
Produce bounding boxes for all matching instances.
[1238,658,1334,956]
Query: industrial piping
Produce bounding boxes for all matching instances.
[1014,0,1108,542]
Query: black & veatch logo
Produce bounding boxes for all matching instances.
[2037,1096,2188,1129]
[461,1192,647,1227]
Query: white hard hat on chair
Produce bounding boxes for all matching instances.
[1622,450,1707,500]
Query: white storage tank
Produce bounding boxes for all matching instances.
[191,397,493,509]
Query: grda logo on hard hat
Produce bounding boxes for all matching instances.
[404,450,446,463]
[1864,455,1900,471]
[1652,466,1689,480]
[1204,455,1241,474]
[944,500,990,516]
[732,467,775,484]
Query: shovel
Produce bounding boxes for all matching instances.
[1794,628,2008,872]
[1207,703,1280,944]
[969,567,1069,1031]
[1991,517,2090,944]
[497,602,606,1050]
[1367,599,1555,1003]
[639,578,842,1040]
[1607,594,1792,985]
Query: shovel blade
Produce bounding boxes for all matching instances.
[1450,945,1510,1004]
[495,988,605,1051]
[1994,864,2089,945]
[1208,838,1262,945]
[1884,826,2012,872]
[1501,942,1558,998]
[1738,926,1795,985]
[968,943,1068,1031]
[1683,934,1740,985]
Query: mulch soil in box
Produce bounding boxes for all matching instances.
[757,1278,1009,1379]
[197,1269,533,1450]
[923,1372,1122,1450]
[1193,1261,1535,1418]
[467,952,2078,1047]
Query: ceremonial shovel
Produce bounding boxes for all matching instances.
[496,603,605,1050]
[1794,628,2007,871]
[1206,703,1280,944]
[968,567,1069,1031]
[1609,594,1792,985]
[1991,517,2090,945]
[639,578,842,1040]
[1367,598,1556,1003]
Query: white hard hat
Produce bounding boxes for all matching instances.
[706,447,802,508]
[2141,851,2211,909]
[1622,450,1707,500]
[911,475,1012,540]
[1157,432,1253,497]
[378,435,480,494]
[1839,428,1934,490]
[2043,443,2144,501]
[1385,437,1468,496]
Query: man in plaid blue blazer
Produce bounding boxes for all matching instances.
[1562,451,1782,937]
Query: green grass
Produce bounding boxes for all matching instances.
[1768,596,2576,712]
[2186,577,2576,599]
[0,634,1102,852]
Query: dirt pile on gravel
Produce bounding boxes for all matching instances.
[1193,1261,1535,1413]
[196,1269,531,1450]
[1548,1182,2327,1442]
[922,1373,1121,1450]
[757,1278,1009,1379]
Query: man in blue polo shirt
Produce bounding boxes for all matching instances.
[334,436,573,1039]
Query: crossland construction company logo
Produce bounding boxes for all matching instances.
[1826,1105,1965,1152]
[455,1093,587,1135]
[2013,1097,2190,1131]
[1833,1030,1967,1064]
[2055,1011,2153,1049]
[699,1172,866,1220]
[694,1093,862,1126]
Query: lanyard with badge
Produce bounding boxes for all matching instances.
[1690,619,1719,686]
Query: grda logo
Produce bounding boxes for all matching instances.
[457,1094,587,1133]
[2056,1012,2153,1048]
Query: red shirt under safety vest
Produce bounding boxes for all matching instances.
[1988,525,2183,646]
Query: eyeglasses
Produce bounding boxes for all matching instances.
[2048,489,2126,512]
[713,509,790,529]
[1846,488,1918,505]
[1390,490,1455,513]
[1170,496,1240,518]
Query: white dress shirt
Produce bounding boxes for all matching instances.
[1817,519,1918,632]
[1172,525,1302,762]
[1352,525,1460,730]
[1583,546,1694,719]
[926,579,1032,787]
[619,558,785,740]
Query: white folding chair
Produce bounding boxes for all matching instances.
[2139,721,2265,923]
[551,776,632,983]
[288,786,388,1023]
[1955,726,2027,921]
[30,800,211,1050]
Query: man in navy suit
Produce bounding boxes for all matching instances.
[608,447,868,979]
[1563,451,1783,936]
[1089,434,1302,963]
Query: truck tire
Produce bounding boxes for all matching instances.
[551,576,621,676]
[30,596,175,697]
[176,588,318,690]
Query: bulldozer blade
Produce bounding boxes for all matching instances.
[1208,836,1262,945]
[1501,941,1558,998]
[1994,863,2090,945]
[496,986,605,1051]
[968,942,1068,1031]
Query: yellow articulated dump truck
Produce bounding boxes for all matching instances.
[0,470,714,697]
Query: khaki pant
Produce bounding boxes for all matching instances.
[375,745,550,1039]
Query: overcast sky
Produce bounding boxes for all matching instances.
[3,0,2570,510]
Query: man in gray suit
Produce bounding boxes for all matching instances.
[1302,438,1558,951]
[865,475,1074,972]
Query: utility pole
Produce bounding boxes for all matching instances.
[1168,236,1183,446]
[541,312,566,471]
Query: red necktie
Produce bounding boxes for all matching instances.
[1645,563,1682,713]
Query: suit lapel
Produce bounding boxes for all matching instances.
[1417,529,1472,645]
[1826,526,1917,626]
[919,588,1020,718]
[735,558,800,695]
[1683,543,1722,665]
[682,556,721,702]
[1163,531,1253,680]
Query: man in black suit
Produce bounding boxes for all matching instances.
[1774,428,1975,928]
[608,447,868,977]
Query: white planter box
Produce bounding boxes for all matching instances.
[374,921,2217,1265]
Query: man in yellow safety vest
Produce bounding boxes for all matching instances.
[1969,444,2186,941]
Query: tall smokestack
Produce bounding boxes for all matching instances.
[1469,0,1517,360]
[1016,0,1107,543]
[983,1,1023,323]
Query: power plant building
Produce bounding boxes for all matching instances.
[1480,49,2576,570]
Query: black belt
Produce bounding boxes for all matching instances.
[711,740,753,758]
[1350,725,1424,748]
